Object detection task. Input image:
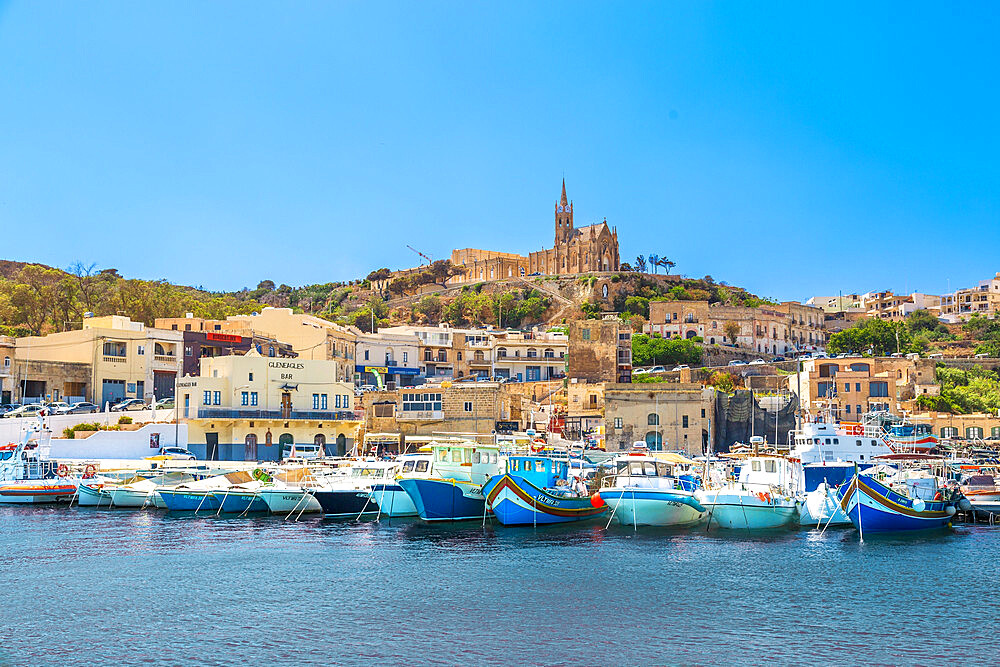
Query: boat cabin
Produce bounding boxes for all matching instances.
[738,456,799,493]
[507,456,569,489]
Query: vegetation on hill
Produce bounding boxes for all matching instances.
[631,333,703,367]
[582,273,773,320]
[916,364,1000,414]
[962,314,1000,357]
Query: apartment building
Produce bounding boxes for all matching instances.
[567,318,631,383]
[177,354,360,461]
[939,272,1000,323]
[491,329,568,382]
[361,382,525,436]
[14,315,182,405]
[646,301,826,356]
[789,357,918,420]
[355,330,421,388]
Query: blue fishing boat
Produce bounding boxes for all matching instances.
[835,472,963,533]
[397,477,487,521]
[157,488,221,512]
[211,488,269,514]
[482,455,606,526]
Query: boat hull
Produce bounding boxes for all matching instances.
[212,490,268,514]
[0,481,77,504]
[75,483,105,506]
[257,488,321,514]
[313,489,379,518]
[397,477,487,522]
[836,475,955,532]
[696,490,798,530]
[798,486,851,527]
[599,488,706,527]
[368,483,418,517]
[483,475,606,526]
[158,489,221,512]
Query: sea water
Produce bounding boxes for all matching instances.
[1,506,998,665]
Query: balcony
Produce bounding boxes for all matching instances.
[103,356,126,364]
[154,354,177,364]
[195,408,357,421]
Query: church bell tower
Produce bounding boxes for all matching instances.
[555,178,573,245]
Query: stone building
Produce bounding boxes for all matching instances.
[447,249,528,285]
[565,379,606,444]
[528,180,620,275]
[603,383,716,455]
[646,300,827,356]
[788,357,919,420]
[567,318,632,383]
[361,382,525,436]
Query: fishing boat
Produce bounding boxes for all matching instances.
[256,466,324,514]
[0,424,77,504]
[482,454,607,526]
[696,454,799,530]
[835,460,970,533]
[598,448,706,528]
[397,441,501,522]
[157,471,250,512]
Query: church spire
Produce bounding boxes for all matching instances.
[560,178,568,206]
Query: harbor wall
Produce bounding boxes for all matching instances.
[47,423,188,460]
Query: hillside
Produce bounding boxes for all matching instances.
[0,257,767,336]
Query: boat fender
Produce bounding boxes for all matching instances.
[590,492,605,509]
[958,498,972,512]
[83,464,97,479]
[911,498,925,512]
[56,464,69,478]
[945,505,957,516]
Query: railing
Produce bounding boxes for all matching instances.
[103,356,126,363]
[196,408,358,420]
[153,354,177,363]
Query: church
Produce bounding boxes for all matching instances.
[448,180,621,285]
[527,179,620,275]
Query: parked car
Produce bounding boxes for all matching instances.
[111,398,148,412]
[45,402,73,414]
[771,356,786,362]
[65,402,100,414]
[728,360,746,366]
[671,365,690,371]
[157,446,196,460]
[153,397,175,410]
[0,403,19,414]
[748,359,766,366]
[2,404,46,419]
[648,366,666,373]
[631,368,648,376]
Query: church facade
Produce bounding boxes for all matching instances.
[448,180,620,285]
[527,180,620,275]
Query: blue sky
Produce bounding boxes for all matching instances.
[1,2,997,301]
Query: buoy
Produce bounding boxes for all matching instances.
[911,498,925,512]
[945,505,957,516]
[590,492,606,508]
[959,498,972,512]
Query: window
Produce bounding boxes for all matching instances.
[321,394,328,410]
[185,346,193,357]
[941,426,959,438]
[701,408,706,418]
[856,405,861,415]
[682,415,689,428]
[403,352,408,363]
[213,391,221,405]
[613,417,622,429]
[343,395,349,408]
[2,356,9,368]
[845,404,851,414]
[335,394,341,409]
[817,382,834,397]
[137,345,145,356]
[313,394,320,409]
[582,328,591,341]
[249,372,254,381]
[869,382,889,398]
[364,350,369,361]
[402,393,443,412]
[464,401,473,412]
[203,391,212,405]
[250,392,258,406]
[855,383,861,392]
[241,392,249,406]
[844,383,850,392]
[967,427,984,439]
[764,459,776,473]
[103,341,127,357]
[647,413,659,426]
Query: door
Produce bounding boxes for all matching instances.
[336,434,347,457]
[244,434,258,461]
[153,371,176,398]
[206,432,219,461]
[281,392,292,419]
[278,433,294,460]
[101,380,126,407]
[136,381,144,401]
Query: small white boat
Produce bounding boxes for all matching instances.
[697,455,799,530]
[798,481,850,527]
[0,424,77,504]
[599,450,706,528]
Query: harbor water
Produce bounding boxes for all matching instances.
[2,508,999,665]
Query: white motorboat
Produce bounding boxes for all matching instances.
[598,449,706,528]
[696,455,799,530]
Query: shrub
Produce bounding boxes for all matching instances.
[117,415,133,425]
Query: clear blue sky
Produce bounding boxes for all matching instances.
[1,2,997,301]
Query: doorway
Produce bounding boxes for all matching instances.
[281,392,292,419]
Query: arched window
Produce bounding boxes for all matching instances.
[645,431,663,450]
[543,348,554,359]
[336,433,347,456]
[496,347,507,358]
[474,350,485,361]
[647,413,659,426]
[527,348,538,358]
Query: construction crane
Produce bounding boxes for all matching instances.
[406,245,432,265]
